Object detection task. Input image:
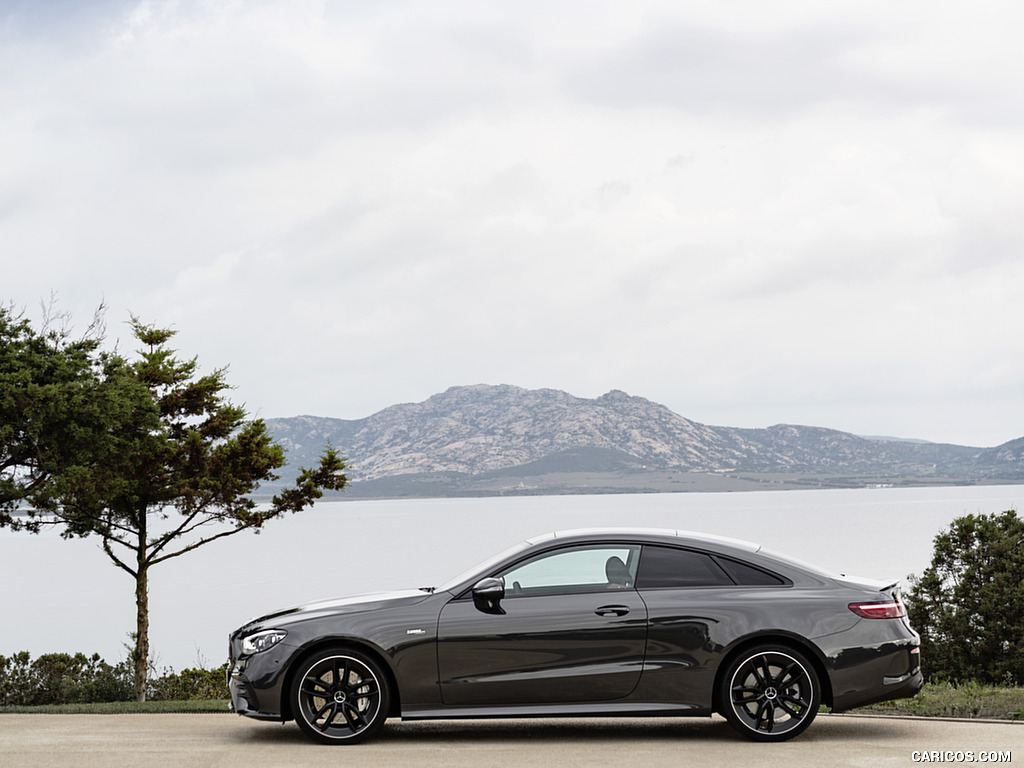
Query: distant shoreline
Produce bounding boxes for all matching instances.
[257,471,1012,501]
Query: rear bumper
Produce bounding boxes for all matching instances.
[834,664,923,711]
[829,637,923,712]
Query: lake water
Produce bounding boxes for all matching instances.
[2,484,1023,671]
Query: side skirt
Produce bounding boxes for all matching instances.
[402,702,710,720]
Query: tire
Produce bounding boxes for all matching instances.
[719,644,820,742]
[291,648,390,745]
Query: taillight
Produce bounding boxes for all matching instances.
[849,600,906,619]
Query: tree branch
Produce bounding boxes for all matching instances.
[148,523,259,568]
[103,536,137,578]
[102,532,135,552]
[147,506,204,560]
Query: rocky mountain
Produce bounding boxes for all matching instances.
[263,384,1023,498]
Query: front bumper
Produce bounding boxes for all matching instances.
[228,669,280,720]
[227,645,292,722]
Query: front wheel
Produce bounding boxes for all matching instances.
[291,648,390,745]
[719,645,820,742]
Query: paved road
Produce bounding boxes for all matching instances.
[0,713,1019,768]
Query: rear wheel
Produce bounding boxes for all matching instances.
[719,645,820,742]
[291,648,390,745]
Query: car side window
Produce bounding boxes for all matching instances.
[635,546,733,588]
[717,556,789,586]
[498,545,641,597]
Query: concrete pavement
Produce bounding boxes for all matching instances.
[0,713,1019,768]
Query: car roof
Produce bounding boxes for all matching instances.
[525,527,762,555]
[439,527,839,595]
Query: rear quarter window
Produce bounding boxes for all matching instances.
[716,556,790,586]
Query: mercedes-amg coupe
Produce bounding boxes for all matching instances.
[228,528,922,743]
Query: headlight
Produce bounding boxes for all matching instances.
[241,629,288,655]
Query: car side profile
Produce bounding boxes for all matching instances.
[228,528,922,744]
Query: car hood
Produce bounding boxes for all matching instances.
[242,589,433,630]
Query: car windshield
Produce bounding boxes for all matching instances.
[436,538,535,593]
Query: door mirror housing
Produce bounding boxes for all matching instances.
[472,577,506,615]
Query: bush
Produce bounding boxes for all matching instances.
[149,665,229,701]
[0,652,132,706]
[0,652,226,705]
[0,652,34,706]
[906,510,1024,684]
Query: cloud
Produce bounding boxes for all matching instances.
[2,0,1023,446]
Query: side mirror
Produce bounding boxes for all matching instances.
[472,577,506,615]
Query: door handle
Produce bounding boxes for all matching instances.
[595,605,630,617]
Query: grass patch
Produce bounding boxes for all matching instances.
[5,685,1024,721]
[0,699,230,714]
[861,682,1024,720]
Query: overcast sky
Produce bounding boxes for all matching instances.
[3,0,1023,447]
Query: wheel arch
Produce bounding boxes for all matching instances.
[711,632,833,714]
[280,637,403,721]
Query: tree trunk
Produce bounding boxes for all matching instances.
[134,565,149,702]
[135,565,149,704]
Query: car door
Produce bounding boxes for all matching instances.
[436,544,648,706]
[632,545,789,708]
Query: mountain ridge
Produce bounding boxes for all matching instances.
[263,384,1023,498]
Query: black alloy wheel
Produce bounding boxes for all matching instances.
[719,645,820,742]
[291,649,390,744]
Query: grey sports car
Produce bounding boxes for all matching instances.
[228,528,922,744]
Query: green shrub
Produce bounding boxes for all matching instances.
[0,652,225,705]
[907,510,1024,684]
[0,652,34,706]
[149,665,229,701]
[0,652,132,706]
